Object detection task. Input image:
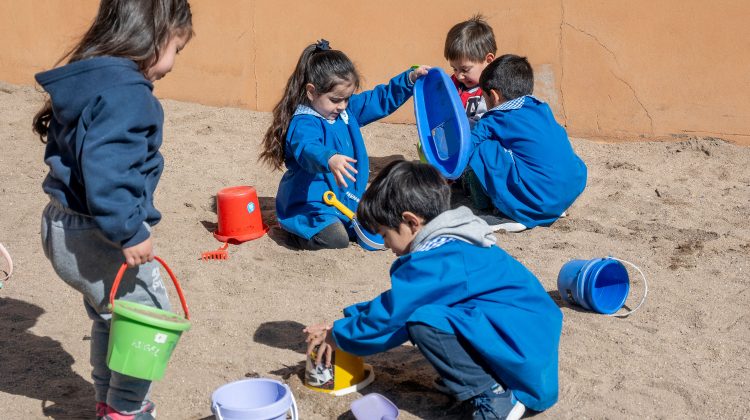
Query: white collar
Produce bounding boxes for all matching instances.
[294,104,349,125]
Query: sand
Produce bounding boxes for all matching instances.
[1,80,748,419]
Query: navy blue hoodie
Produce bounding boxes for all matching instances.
[35,57,164,248]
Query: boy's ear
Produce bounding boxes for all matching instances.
[489,89,504,106]
[402,211,424,233]
[305,83,316,101]
[484,53,495,64]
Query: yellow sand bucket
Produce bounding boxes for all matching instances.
[305,349,374,396]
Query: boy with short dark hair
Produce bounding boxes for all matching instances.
[304,160,562,420]
[444,15,497,125]
[467,54,587,232]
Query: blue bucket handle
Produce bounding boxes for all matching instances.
[603,257,649,317]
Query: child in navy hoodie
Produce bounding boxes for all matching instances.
[305,160,562,419]
[33,1,193,418]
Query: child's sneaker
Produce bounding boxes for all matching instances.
[100,401,157,420]
[476,209,527,233]
[96,402,109,419]
[470,386,525,420]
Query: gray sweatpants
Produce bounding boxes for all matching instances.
[41,199,171,414]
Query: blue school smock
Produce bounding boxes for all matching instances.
[331,238,563,411]
[276,70,414,239]
[467,96,587,228]
[35,57,164,248]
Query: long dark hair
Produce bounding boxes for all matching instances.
[259,40,360,170]
[32,0,194,142]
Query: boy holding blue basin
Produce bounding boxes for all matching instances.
[304,160,562,420]
[466,54,587,232]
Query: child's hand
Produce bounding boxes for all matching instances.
[328,154,358,188]
[304,322,338,367]
[409,65,432,83]
[122,237,154,267]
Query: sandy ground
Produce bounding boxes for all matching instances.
[1,80,749,419]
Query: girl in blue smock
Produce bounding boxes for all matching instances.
[259,39,429,250]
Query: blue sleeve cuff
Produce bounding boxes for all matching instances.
[406,69,415,87]
[121,223,150,248]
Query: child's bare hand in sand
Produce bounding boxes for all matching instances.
[328,154,358,188]
[304,322,338,367]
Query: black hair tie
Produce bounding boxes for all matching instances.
[315,39,330,51]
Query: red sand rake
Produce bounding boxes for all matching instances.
[201,242,229,261]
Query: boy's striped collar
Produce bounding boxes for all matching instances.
[487,95,541,112]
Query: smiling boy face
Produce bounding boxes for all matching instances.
[449,53,495,89]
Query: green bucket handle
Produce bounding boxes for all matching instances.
[109,256,190,320]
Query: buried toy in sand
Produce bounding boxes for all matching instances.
[305,347,375,396]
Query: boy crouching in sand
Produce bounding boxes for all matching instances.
[304,160,562,419]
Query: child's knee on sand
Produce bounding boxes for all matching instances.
[408,322,500,401]
[288,221,351,250]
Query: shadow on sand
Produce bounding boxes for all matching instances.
[254,320,470,419]
[0,297,93,418]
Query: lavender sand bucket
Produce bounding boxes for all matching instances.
[211,378,298,420]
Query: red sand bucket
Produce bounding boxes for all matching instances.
[214,186,269,243]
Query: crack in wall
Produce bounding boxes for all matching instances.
[564,22,619,65]
[611,71,654,133]
[564,18,654,134]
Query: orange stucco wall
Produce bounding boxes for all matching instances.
[2,0,748,144]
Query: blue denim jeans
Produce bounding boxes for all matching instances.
[41,199,170,414]
[407,322,498,401]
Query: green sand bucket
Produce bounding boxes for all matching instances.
[106,256,191,381]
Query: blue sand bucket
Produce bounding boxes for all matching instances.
[413,67,472,180]
[557,257,648,316]
[211,378,298,420]
[351,393,400,420]
[322,191,385,251]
